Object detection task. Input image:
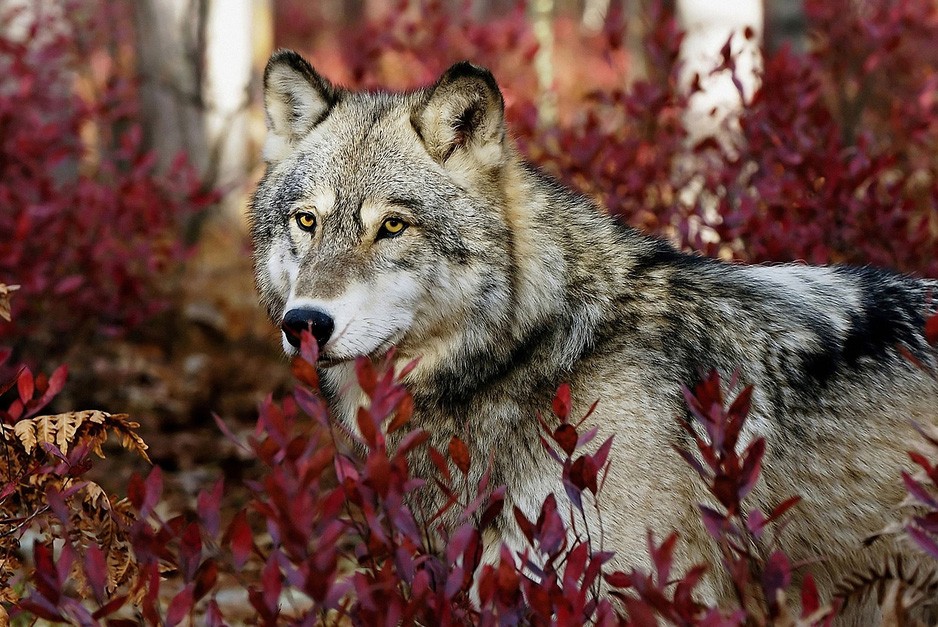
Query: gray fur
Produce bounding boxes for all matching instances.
[251,50,938,623]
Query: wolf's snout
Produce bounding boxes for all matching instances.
[281,308,334,350]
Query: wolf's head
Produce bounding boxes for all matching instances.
[251,51,520,366]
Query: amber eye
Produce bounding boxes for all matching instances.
[295,212,316,233]
[378,218,408,239]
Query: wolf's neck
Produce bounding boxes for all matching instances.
[399,161,632,408]
[502,161,631,336]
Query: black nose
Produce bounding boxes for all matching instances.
[281,308,334,349]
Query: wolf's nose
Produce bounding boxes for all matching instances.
[281,308,334,349]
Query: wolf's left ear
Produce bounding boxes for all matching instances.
[263,50,338,151]
[413,62,505,165]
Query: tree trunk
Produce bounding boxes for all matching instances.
[132,0,264,225]
[676,0,764,143]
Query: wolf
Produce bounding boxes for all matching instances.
[250,49,938,622]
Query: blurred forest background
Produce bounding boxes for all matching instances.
[2,0,938,542]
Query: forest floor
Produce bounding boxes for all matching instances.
[63,215,294,519]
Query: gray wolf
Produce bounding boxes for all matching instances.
[250,49,938,621]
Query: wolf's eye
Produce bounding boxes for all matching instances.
[377,218,408,239]
[295,212,316,233]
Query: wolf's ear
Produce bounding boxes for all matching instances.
[263,50,337,150]
[413,62,505,165]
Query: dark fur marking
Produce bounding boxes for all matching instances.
[387,197,425,212]
[799,267,926,388]
[426,316,563,415]
[840,267,924,366]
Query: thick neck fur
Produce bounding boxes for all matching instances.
[398,152,638,414]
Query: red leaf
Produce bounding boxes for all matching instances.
[17,367,33,402]
[299,329,319,365]
[84,544,107,603]
[356,407,378,448]
[227,510,253,570]
[54,274,83,294]
[91,594,129,620]
[365,451,391,496]
[141,466,162,517]
[593,436,614,469]
[553,382,571,420]
[480,485,506,529]
[197,478,224,537]
[553,423,578,456]
[448,436,470,474]
[45,365,67,397]
[205,600,226,627]
[355,356,377,396]
[179,522,203,581]
[906,524,938,559]
[800,573,820,617]
[194,559,218,602]
[513,506,535,543]
[699,505,727,540]
[165,584,194,627]
[291,355,319,388]
[563,542,589,589]
[128,473,144,510]
[650,531,678,584]
[746,507,767,539]
[428,446,451,483]
[16,600,66,622]
[902,471,938,509]
[604,570,634,588]
[739,437,765,500]
[262,555,282,616]
[396,429,429,457]
[761,550,792,607]
[387,393,413,432]
[765,495,802,525]
[570,455,599,494]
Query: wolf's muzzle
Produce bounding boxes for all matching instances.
[282,308,334,350]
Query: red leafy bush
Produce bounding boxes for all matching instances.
[8,331,847,624]
[0,2,216,356]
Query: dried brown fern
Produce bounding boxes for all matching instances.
[834,555,938,622]
[9,410,149,461]
[0,283,19,322]
[0,408,151,602]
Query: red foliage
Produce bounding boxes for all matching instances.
[9,333,846,624]
[0,2,216,355]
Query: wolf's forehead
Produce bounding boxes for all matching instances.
[276,106,435,203]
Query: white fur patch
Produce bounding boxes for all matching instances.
[744,265,858,335]
[265,243,298,296]
[283,272,421,361]
[265,66,329,139]
[261,134,291,163]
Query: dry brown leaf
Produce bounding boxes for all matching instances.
[34,415,54,451]
[0,283,20,323]
[83,482,107,509]
[9,411,147,461]
[13,420,36,454]
[106,540,134,591]
[54,412,82,455]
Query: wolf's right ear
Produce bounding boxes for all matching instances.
[263,50,337,158]
[413,62,505,167]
